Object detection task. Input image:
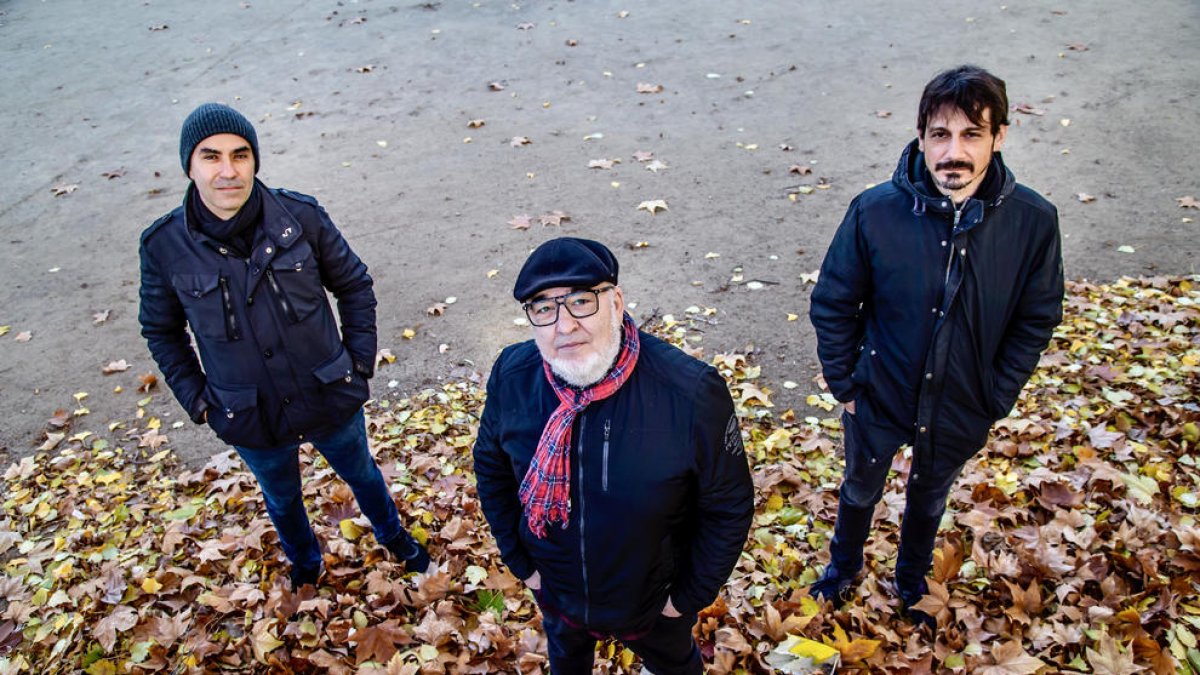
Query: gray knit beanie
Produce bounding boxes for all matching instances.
[179,103,260,176]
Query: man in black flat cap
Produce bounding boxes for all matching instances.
[138,103,430,591]
[473,237,754,674]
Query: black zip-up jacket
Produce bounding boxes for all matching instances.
[810,140,1063,476]
[139,182,377,449]
[473,331,754,633]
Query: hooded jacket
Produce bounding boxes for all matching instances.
[810,140,1063,475]
[473,331,754,634]
[139,182,377,449]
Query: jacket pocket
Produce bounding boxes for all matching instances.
[313,345,369,411]
[206,382,270,448]
[850,343,875,389]
[172,273,228,340]
[268,246,325,323]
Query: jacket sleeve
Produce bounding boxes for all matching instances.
[138,243,209,424]
[471,359,537,581]
[669,368,754,615]
[991,215,1065,417]
[809,197,870,403]
[312,206,378,377]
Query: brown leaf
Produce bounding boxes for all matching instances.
[636,82,664,94]
[101,169,126,180]
[510,136,531,147]
[1002,579,1044,625]
[539,210,571,227]
[487,81,505,91]
[467,119,485,128]
[875,110,892,118]
[789,165,813,175]
[910,579,951,626]
[1087,633,1145,674]
[148,24,168,31]
[1013,102,1046,116]
[47,409,70,429]
[1177,196,1199,209]
[426,303,447,317]
[1066,42,1089,51]
[354,64,374,73]
[93,605,138,651]
[14,331,32,342]
[51,183,79,196]
[138,373,158,393]
[516,22,535,30]
[352,625,402,665]
[976,640,1046,675]
[1077,192,1096,203]
[508,214,532,230]
[587,159,615,169]
[632,150,654,162]
[93,309,111,324]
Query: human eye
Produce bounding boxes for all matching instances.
[531,301,555,316]
[567,292,595,309]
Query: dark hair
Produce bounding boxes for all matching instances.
[917,65,1009,136]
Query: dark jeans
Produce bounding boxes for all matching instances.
[829,410,964,591]
[233,409,404,570]
[540,608,702,675]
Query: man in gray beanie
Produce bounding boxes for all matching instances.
[138,103,430,590]
[473,237,754,674]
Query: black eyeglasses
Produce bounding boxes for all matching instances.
[523,287,616,327]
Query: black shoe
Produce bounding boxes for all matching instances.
[810,564,858,605]
[897,579,936,629]
[383,530,431,575]
[289,560,325,590]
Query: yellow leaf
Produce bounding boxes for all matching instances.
[411,524,429,545]
[765,493,784,512]
[147,417,161,430]
[787,313,798,321]
[142,577,163,594]
[402,328,416,340]
[788,636,840,663]
[339,519,365,540]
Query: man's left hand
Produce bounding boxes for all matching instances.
[661,597,681,618]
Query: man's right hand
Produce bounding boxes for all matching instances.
[524,571,541,591]
[845,401,856,415]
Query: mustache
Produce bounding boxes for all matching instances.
[935,160,974,172]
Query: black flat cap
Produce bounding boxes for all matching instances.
[513,237,619,302]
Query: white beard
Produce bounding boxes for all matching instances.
[548,310,623,388]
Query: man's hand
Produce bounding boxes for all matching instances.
[661,597,681,618]
[201,410,207,423]
[845,400,856,415]
[524,571,541,591]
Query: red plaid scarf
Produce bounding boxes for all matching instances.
[519,313,640,538]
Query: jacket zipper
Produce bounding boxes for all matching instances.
[577,414,590,625]
[265,268,299,323]
[602,419,611,493]
[945,206,963,285]
[217,276,241,341]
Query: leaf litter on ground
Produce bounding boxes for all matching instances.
[0,276,1197,673]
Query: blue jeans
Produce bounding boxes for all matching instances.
[829,410,964,591]
[233,409,403,570]
[540,608,702,675]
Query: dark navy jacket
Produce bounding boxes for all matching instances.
[472,331,754,633]
[138,183,377,449]
[810,140,1064,475]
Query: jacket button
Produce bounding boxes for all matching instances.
[925,373,932,380]
[941,240,947,247]
[263,349,273,358]
[247,297,254,305]
[218,247,229,255]
[283,397,292,405]
[870,350,876,356]
[960,250,967,257]
[226,411,235,419]
[344,375,353,383]
[265,247,273,254]
[919,426,928,433]
[931,307,937,314]
[295,262,303,270]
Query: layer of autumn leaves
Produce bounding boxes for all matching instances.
[0,276,1197,673]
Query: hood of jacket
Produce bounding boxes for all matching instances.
[891,138,1016,226]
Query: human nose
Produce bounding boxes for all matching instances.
[555,307,581,333]
[217,157,238,178]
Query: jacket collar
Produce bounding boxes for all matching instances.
[891,138,1015,227]
[181,179,304,252]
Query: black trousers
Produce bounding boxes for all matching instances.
[541,609,702,675]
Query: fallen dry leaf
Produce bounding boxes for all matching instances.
[1013,102,1046,116]
[637,200,668,215]
[1077,192,1096,203]
[508,215,532,230]
[14,331,32,342]
[102,360,131,375]
[50,184,78,197]
[644,160,669,173]
[588,159,616,169]
[93,310,111,324]
[510,136,531,148]
[789,165,813,175]
[636,82,664,94]
[1177,196,1199,209]
[539,210,571,227]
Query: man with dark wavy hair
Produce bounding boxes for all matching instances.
[809,66,1064,627]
